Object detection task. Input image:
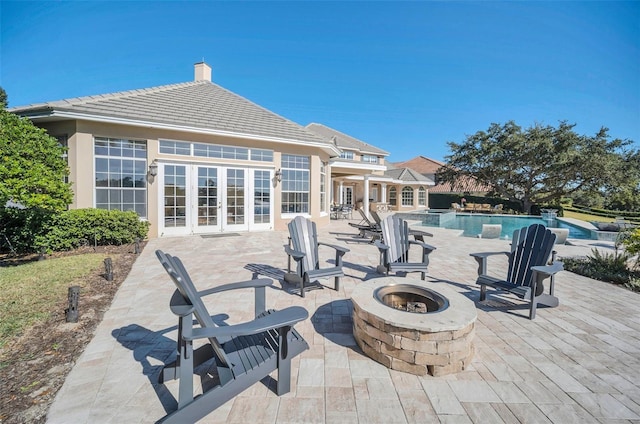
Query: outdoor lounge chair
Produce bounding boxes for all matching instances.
[375,215,437,280]
[348,208,381,238]
[155,250,309,423]
[477,224,502,239]
[370,210,434,242]
[284,216,350,297]
[470,224,563,319]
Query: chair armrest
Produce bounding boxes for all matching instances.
[470,251,510,259]
[318,241,350,254]
[531,261,564,276]
[186,306,309,340]
[409,240,437,252]
[409,229,433,240]
[374,240,390,251]
[470,251,510,276]
[198,278,273,297]
[284,245,306,260]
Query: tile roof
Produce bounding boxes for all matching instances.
[305,123,389,156]
[11,81,331,145]
[393,155,489,193]
[385,167,434,185]
[393,155,444,175]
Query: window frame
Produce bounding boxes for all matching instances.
[401,186,414,207]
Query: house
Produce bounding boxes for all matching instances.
[394,155,489,194]
[10,63,395,237]
[305,124,434,212]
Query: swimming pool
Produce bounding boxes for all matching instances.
[422,213,593,239]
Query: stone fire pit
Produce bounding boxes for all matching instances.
[352,277,477,376]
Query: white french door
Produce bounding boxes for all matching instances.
[160,163,272,236]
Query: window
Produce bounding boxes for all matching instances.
[340,151,354,160]
[362,155,378,164]
[254,170,271,223]
[159,140,190,155]
[251,149,274,162]
[159,139,273,162]
[388,187,397,206]
[95,137,147,217]
[281,154,309,214]
[55,135,69,184]
[418,187,426,206]
[402,187,414,206]
[320,163,326,212]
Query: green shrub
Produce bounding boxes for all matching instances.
[35,209,149,252]
[622,228,640,269]
[563,248,637,285]
[0,207,54,253]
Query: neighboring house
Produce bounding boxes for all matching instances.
[10,63,348,237]
[394,156,489,194]
[304,124,434,212]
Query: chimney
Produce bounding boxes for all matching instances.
[194,62,212,82]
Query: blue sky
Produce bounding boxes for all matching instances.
[1,1,638,162]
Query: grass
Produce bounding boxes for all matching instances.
[563,210,615,223]
[0,254,108,348]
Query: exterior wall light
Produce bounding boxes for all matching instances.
[148,159,158,177]
[275,168,282,182]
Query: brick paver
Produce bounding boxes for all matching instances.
[46,217,640,423]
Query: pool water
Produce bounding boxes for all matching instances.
[423,214,593,239]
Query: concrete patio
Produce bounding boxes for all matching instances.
[47,218,640,423]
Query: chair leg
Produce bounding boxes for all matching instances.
[421,271,426,281]
[334,276,340,292]
[479,285,487,301]
[529,295,537,320]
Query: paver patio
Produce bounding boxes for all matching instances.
[46,217,640,423]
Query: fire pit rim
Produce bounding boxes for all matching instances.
[351,278,477,333]
[373,283,450,314]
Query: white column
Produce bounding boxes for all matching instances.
[339,181,344,205]
[363,176,370,218]
[381,183,387,203]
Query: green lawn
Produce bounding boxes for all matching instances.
[563,210,615,223]
[0,254,108,348]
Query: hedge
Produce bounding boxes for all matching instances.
[0,208,149,253]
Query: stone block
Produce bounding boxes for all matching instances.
[380,341,415,363]
[385,323,419,340]
[417,330,453,341]
[361,342,391,368]
[400,337,437,354]
[362,320,394,346]
[452,322,474,339]
[415,351,451,366]
[428,360,464,377]
[391,357,428,376]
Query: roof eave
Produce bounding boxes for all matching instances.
[21,109,342,156]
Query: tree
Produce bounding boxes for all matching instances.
[0,87,7,109]
[437,121,637,214]
[0,93,73,211]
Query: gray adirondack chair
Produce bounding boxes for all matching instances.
[470,224,563,319]
[155,250,309,423]
[375,215,436,280]
[284,216,350,297]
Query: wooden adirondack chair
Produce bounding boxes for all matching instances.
[155,250,309,423]
[375,215,436,280]
[284,216,350,297]
[470,224,563,319]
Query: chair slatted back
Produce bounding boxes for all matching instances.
[156,250,230,367]
[370,210,383,226]
[288,216,319,272]
[380,215,410,263]
[507,224,557,288]
[357,208,375,226]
